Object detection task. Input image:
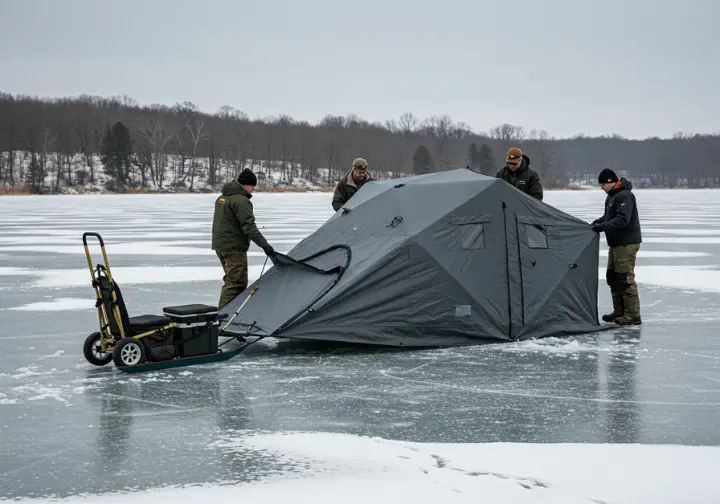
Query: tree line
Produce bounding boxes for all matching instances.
[0,91,718,194]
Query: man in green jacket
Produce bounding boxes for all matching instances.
[331,157,375,211]
[211,168,276,309]
[495,147,543,201]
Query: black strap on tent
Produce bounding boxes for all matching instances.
[271,244,353,335]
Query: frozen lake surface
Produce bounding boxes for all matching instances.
[1,188,720,502]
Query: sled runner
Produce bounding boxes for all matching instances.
[81,232,265,373]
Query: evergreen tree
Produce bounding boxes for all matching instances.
[100,121,134,191]
[412,145,434,175]
[478,143,496,175]
[467,142,481,171]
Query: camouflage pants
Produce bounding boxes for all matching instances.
[606,244,641,318]
[216,250,248,310]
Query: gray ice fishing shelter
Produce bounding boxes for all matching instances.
[220,168,606,346]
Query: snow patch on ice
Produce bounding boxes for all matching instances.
[642,236,720,244]
[11,385,70,403]
[0,240,298,256]
[0,392,19,405]
[7,364,70,380]
[642,228,720,236]
[501,337,609,355]
[597,265,720,293]
[0,266,33,276]
[0,235,79,245]
[38,350,67,360]
[22,431,713,504]
[10,365,47,379]
[0,264,268,288]
[598,249,708,258]
[8,297,94,312]
[275,376,322,384]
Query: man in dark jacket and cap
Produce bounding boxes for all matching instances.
[495,147,543,201]
[211,168,276,309]
[591,168,643,326]
[331,157,374,211]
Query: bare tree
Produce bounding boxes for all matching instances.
[398,112,419,138]
[490,123,525,142]
[184,118,209,190]
[137,118,177,187]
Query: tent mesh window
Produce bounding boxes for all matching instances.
[525,224,548,249]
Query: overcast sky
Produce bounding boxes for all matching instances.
[0,0,717,139]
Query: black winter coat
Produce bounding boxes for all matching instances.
[593,178,642,247]
[494,154,543,201]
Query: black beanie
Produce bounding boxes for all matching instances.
[598,168,618,184]
[237,168,257,186]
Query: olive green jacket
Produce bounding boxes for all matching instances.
[331,169,374,211]
[211,181,270,251]
[494,154,543,201]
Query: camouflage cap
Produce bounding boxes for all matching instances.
[506,147,522,161]
[352,157,368,169]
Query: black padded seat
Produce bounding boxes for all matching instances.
[129,314,171,331]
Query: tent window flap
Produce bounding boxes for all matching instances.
[525,224,548,249]
[460,223,485,249]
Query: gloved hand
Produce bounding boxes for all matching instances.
[591,223,602,233]
[262,244,276,256]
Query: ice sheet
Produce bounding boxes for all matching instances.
[1,189,720,501]
[4,263,719,293]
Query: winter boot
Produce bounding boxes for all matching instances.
[614,314,642,325]
[615,288,641,325]
[602,292,624,322]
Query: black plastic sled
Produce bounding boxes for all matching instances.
[80,232,264,374]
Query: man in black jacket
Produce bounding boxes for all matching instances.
[591,168,642,325]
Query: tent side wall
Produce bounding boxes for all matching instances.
[514,223,602,340]
[494,184,604,340]
[279,238,512,346]
[412,188,513,340]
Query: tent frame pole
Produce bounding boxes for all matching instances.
[502,201,512,340]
